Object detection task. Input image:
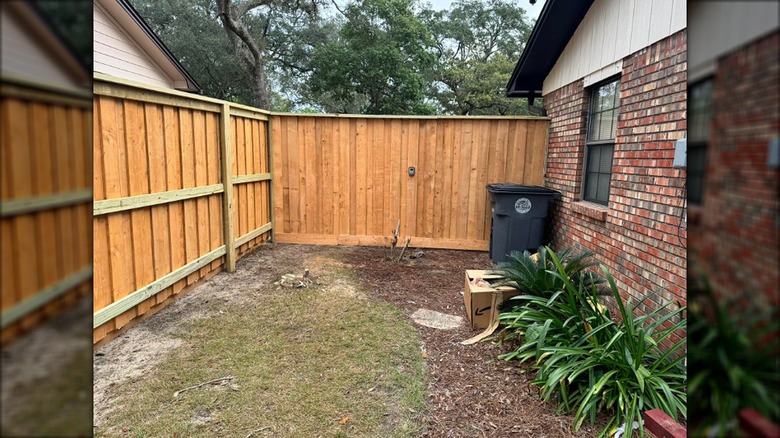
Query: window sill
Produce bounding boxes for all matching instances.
[572,201,609,221]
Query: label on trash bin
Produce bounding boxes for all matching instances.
[515,198,531,214]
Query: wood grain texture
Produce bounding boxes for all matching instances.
[91,83,545,345]
[92,85,272,345]
[0,91,92,342]
[272,115,548,248]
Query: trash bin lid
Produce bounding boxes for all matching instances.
[486,183,561,197]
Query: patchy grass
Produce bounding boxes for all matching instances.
[1,349,92,437]
[96,273,427,437]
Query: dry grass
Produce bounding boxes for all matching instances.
[95,269,427,437]
[1,349,92,437]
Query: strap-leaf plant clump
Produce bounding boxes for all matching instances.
[496,247,686,437]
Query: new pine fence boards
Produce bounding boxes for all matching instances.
[91,75,545,345]
[1,80,92,343]
[92,78,272,344]
[232,115,272,256]
[270,115,549,249]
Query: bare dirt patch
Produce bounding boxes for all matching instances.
[93,243,323,428]
[1,296,92,437]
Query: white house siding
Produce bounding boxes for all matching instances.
[0,5,81,89]
[542,0,686,95]
[93,0,172,88]
[688,2,779,82]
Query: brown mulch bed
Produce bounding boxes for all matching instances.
[340,245,611,437]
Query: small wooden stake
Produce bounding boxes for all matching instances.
[397,237,411,262]
[390,219,400,258]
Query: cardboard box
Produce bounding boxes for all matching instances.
[463,270,521,329]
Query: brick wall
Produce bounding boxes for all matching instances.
[543,30,687,336]
[688,31,779,305]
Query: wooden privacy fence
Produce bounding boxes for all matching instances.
[270,114,548,250]
[91,75,549,345]
[1,76,93,344]
[92,74,272,344]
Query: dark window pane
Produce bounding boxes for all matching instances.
[588,78,621,142]
[588,144,600,170]
[597,110,614,140]
[599,145,613,173]
[688,78,712,204]
[610,108,619,137]
[586,172,597,200]
[589,112,603,140]
[688,143,707,204]
[689,79,713,143]
[597,173,611,202]
[584,78,619,205]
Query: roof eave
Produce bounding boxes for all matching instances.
[115,0,202,93]
[506,0,595,98]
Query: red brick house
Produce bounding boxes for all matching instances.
[505,0,687,326]
[686,3,779,307]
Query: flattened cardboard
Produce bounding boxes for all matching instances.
[463,270,521,329]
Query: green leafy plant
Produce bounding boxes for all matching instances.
[687,274,780,436]
[494,246,603,301]
[498,247,687,437]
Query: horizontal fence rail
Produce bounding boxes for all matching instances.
[1,76,93,342]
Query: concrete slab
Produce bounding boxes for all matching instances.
[410,308,463,330]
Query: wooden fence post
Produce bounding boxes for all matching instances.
[221,103,236,272]
[266,117,275,242]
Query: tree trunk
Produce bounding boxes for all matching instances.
[216,0,272,109]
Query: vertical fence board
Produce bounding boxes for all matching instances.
[92,99,113,340]
[206,113,222,271]
[397,120,408,238]
[250,121,260,232]
[0,100,15,312]
[303,118,317,234]
[456,120,472,240]
[163,107,187,296]
[146,104,172,302]
[237,118,248,236]
[404,120,419,238]
[286,117,299,233]
[193,111,210,278]
[107,101,138,328]
[9,102,37,311]
[51,107,74,280]
[31,104,59,320]
[529,121,548,186]
[424,121,436,238]
[180,110,199,285]
[271,116,285,233]
[126,102,155,314]
[321,118,334,235]
[355,119,367,236]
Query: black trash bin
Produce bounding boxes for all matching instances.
[486,184,562,264]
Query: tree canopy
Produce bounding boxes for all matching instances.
[135,0,535,115]
[424,0,533,115]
